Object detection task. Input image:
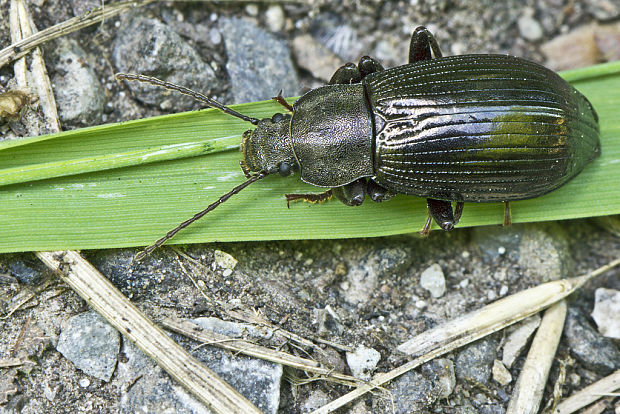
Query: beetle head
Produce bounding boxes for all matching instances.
[240,113,299,177]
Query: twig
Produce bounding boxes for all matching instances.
[36,251,262,414]
[163,317,360,386]
[506,300,567,414]
[311,259,620,414]
[553,370,620,414]
[0,0,155,69]
[9,2,259,412]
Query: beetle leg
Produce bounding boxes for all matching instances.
[285,190,333,208]
[367,179,395,202]
[272,89,294,113]
[332,178,367,206]
[409,26,443,62]
[503,202,512,226]
[423,198,462,234]
[420,214,433,236]
[329,62,362,85]
[358,56,385,78]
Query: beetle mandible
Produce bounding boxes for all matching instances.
[117,26,601,260]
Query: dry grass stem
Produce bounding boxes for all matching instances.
[312,259,620,414]
[0,0,154,69]
[10,3,258,411]
[36,251,262,414]
[506,300,567,414]
[162,317,361,386]
[553,370,620,414]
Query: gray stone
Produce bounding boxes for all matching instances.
[309,13,362,62]
[9,259,41,285]
[517,14,543,42]
[501,314,541,368]
[345,345,381,380]
[116,324,282,414]
[419,263,446,298]
[112,15,220,111]
[219,17,299,103]
[422,358,456,399]
[472,225,524,262]
[342,245,412,305]
[564,307,620,375]
[301,389,330,413]
[455,336,498,386]
[588,0,620,20]
[517,224,572,282]
[51,38,104,127]
[213,250,238,271]
[492,360,512,385]
[56,310,120,382]
[315,305,344,336]
[385,369,435,413]
[591,288,620,339]
[292,35,345,82]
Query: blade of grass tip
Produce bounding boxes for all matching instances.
[506,300,567,414]
[311,259,620,414]
[560,60,620,83]
[0,136,240,187]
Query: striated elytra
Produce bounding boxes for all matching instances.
[117,26,601,260]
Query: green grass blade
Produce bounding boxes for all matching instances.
[1,63,620,253]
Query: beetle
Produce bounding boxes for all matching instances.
[117,26,601,260]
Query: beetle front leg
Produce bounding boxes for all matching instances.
[286,179,368,208]
[420,198,464,236]
[367,179,395,202]
[285,190,333,208]
[332,178,367,206]
[409,26,443,62]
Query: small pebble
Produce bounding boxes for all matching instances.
[265,5,284,32]
[346,345,381,380]
[492,360,512,385]
[518,14,544,41]
[420,263,446,298]
[214,250,237,270]
[245,4,258,16]
[591,288,620,339]
[79,378,90,388]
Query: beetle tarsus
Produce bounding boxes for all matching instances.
[420,214,433,236]
[425,198,464,233]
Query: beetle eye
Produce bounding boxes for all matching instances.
[272,113,285,123]
[278,161,291,177]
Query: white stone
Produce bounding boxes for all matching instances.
[419,263,446,298]
[591,288,620,339]
[346,345,381,380]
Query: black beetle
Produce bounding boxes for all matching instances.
[117,26,601,260]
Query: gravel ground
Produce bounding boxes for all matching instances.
[1,1,619,413]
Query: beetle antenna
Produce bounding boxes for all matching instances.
[115,73,260,125]
[134,171,270,261]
